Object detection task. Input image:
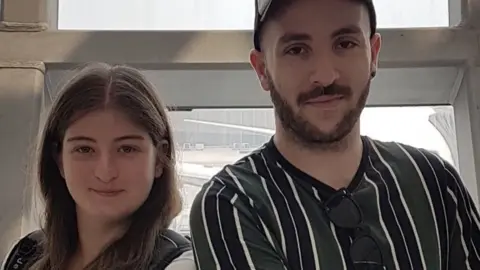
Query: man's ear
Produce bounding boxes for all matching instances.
[250,49,271,92]
[154,140,169,178]
[370,32,382,78]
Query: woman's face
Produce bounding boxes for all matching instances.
[59,108,163,222]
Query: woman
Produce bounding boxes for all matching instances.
[2,63,195,270]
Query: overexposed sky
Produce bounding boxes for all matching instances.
[361,107,453,165]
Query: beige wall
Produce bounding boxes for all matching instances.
[0,0,46,260]
[2,0,47,23]
[0,62,44,260]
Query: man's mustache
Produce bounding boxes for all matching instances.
[297,84,352,105]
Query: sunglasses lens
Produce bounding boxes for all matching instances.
[325,191,384,269]
[326,196,362,228]
[351,235,383,267]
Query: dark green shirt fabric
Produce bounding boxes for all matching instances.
[190,136,480,269]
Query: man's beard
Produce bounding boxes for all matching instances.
[268,74,370,150]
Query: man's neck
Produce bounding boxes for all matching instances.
[71,211,127,268]
[273,125,364,190]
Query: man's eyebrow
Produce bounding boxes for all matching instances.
[278,32,312,44]
[331,25,363,38]
[277,25,363,45]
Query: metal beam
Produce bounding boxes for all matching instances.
[0,0,3,22]
[0,28,478,68]
[46,66,460,108]
[449,0,464,26]
[46,0,58,30]
[453,64,480,204]
[463,0,480,28]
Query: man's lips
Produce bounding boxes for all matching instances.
[305,95,344,104]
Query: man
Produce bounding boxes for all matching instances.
[189,0,480,269]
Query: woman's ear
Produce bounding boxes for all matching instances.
[154,165,164,178]
[154,140,169,178]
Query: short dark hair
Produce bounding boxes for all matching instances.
[253,0,377,51]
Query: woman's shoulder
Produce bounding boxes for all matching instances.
[1,230,43,270]
[151,230,194,270]
[164,250,196,270]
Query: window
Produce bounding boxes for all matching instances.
[57,0,449,30]
[168,106,457,232]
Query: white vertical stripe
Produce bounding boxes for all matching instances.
[417,149,449,266]
[250,156,286,255]
[259,153,298,255]
[225,167,250,203]
[200,181,221,269]
[468,200,480,229]
[447,188,472,270]
[364,176,401,270]
[445,168,475,224]
[368,158,412,267]
[283,171,320,270]
[445,166,478,266]
[329,223,346,269]
[471,238,480,263]
[231,194,257,270]
[192,240,201,269]
[224,165,287,270]
[466,196,480,230]
[221,167,289,270]
[397,144,439,268]
[257,157,302,269]
[216,186,237,270]
[469,209,480,259]
[312,187,346,270]
[432,153,479,265]
[369,140,426,269]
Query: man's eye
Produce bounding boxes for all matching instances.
[336,41,357,50]
[286,46,307,55]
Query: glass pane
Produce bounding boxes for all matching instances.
[58,0,449,30]
[373,0,449,28]
[169,106,457,233]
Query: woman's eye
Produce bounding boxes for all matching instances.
[119,146,138,153]
[75,146,93,153]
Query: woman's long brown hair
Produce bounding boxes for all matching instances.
[30,62,182,269]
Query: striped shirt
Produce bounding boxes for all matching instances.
[189,136,480,270]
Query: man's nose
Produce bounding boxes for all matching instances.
[309,54,340,87]
[94,154,118,183]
